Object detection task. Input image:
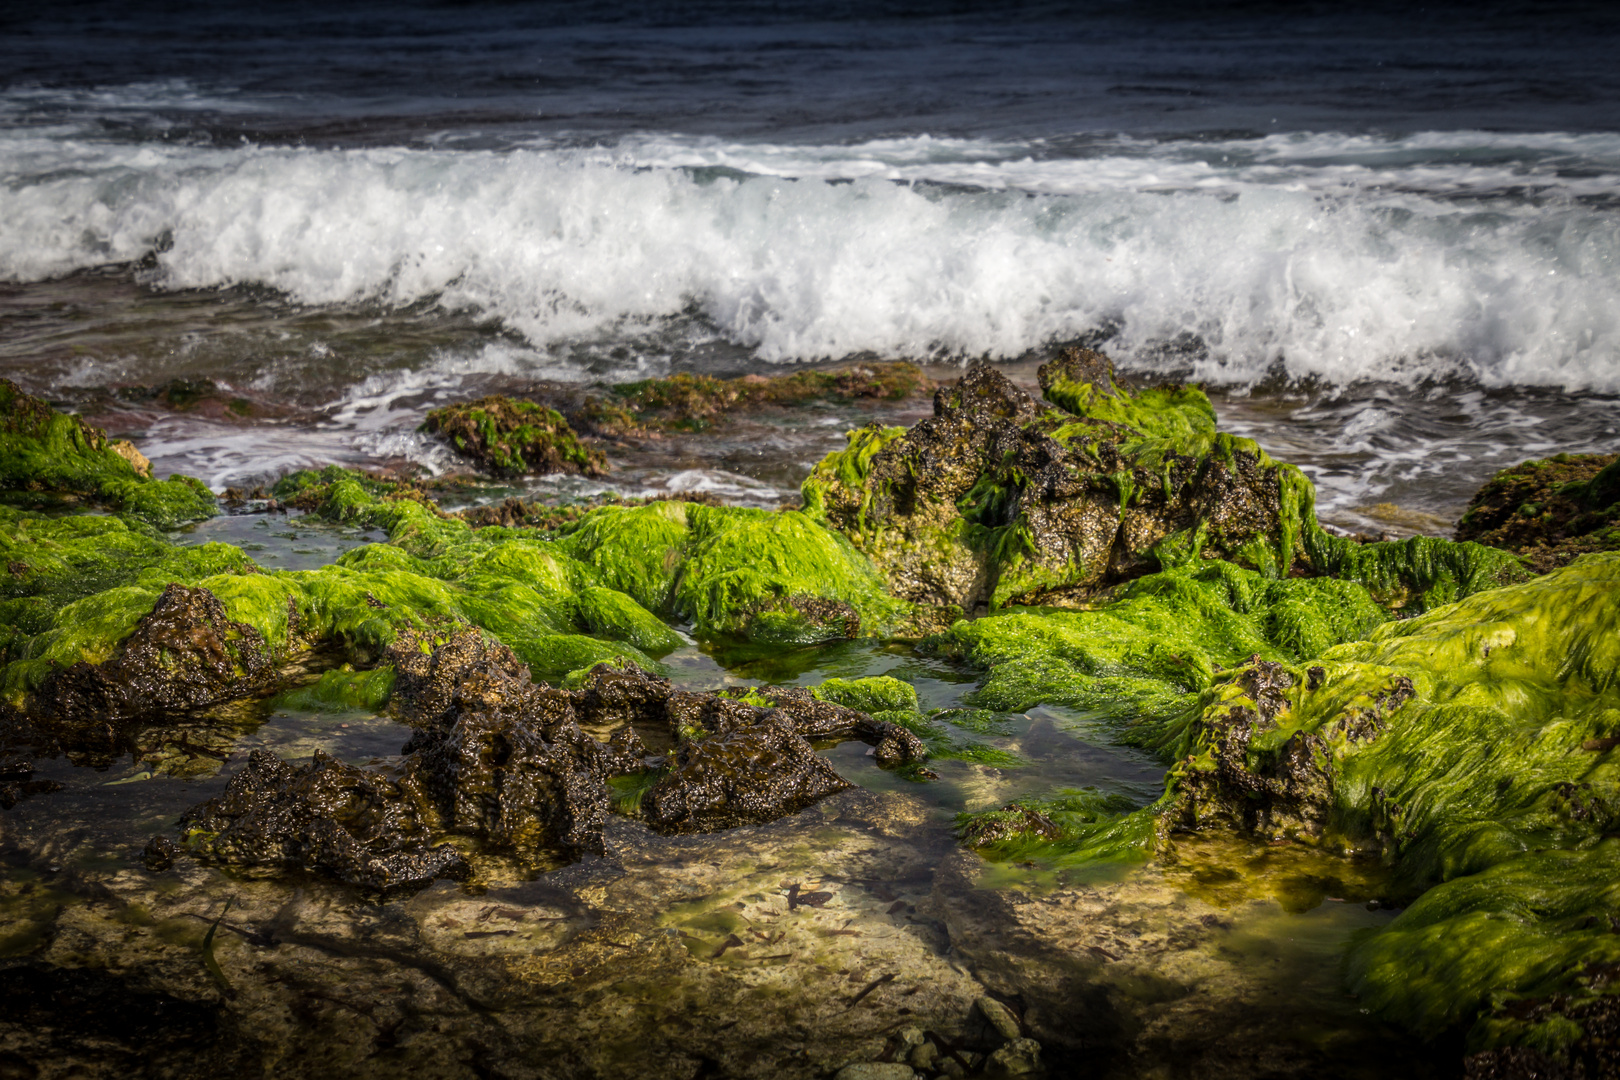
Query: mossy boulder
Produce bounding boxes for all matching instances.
[557,500,909,644]
[421,396,607,478]
[1456,452,1620,573]
[802,351,1520,618]
[0,379,216,528]
[952,550,1620,1061]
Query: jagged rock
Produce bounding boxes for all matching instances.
[141,835,176,871]
[39,582,274,745]
[642,712,852,833]
[802,357,1302,612]
[177,632,924,890]
[1456,451,1620,573]
[181,749,470,893]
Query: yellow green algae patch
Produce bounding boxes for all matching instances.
[951,548,1620,1058]
[556,500,909,644]
[267,664,397,712]
[2,460,918,711]
[0,378,216,529]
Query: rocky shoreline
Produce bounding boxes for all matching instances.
[3,356,1618,1078]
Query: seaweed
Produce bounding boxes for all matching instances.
[0,378,216,528]
[421,396,607,477]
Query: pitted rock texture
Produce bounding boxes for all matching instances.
[38,583,275,743]
[642,712,853,833]
[181,748,470,893]
[177,630,927,891]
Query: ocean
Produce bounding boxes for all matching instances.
[4,2,1620,534]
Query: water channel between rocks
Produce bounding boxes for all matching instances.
[0,516,1461,1080]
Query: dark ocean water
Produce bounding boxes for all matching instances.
[2,1,1619,527]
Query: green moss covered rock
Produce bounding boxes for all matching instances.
[421,396,607,477]
[0,379,216,528]
[1456,452,1620,573]
[953,549,1620,1059]
[802,350,1520,618]
[557,500,908,644]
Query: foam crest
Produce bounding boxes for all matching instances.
[2,134,1618,390]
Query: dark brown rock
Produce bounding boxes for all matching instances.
[181,749,469,894]
[641,713,852,834]
[38,583,275,745]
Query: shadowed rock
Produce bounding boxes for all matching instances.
[177,631,926,891]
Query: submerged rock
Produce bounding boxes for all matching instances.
[421,395,607,477]
[181,748,471,893]
[1457,451,1620,573]
[642,712,852,833]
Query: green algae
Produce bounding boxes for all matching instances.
[811,675,918,714]
[102,474,219,530]
[0,378,216,528]
[930,560,1387,720]
[559,500,909,644]
[268,664,396,713]
[421,396,606,477]
[800,358,1518,621]
[957,787,1155,868]
[3,461,917,714]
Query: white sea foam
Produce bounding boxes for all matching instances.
[3,126,1619,390]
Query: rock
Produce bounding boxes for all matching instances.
[976,994,1022,1041]
[985,1037,1043,1078]
[641,713,852,834]
[833,1064,915,1080]
[909,1041,939,1070]
[39,582,275,744]
[421,395,607,478]
[0,377,214,526]
[802,354,1520,615]
[1456,451,1620,573]
[108,439,151,478]
[141,835,176,871]
[174,631,926,891]
[180,749,470,894]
